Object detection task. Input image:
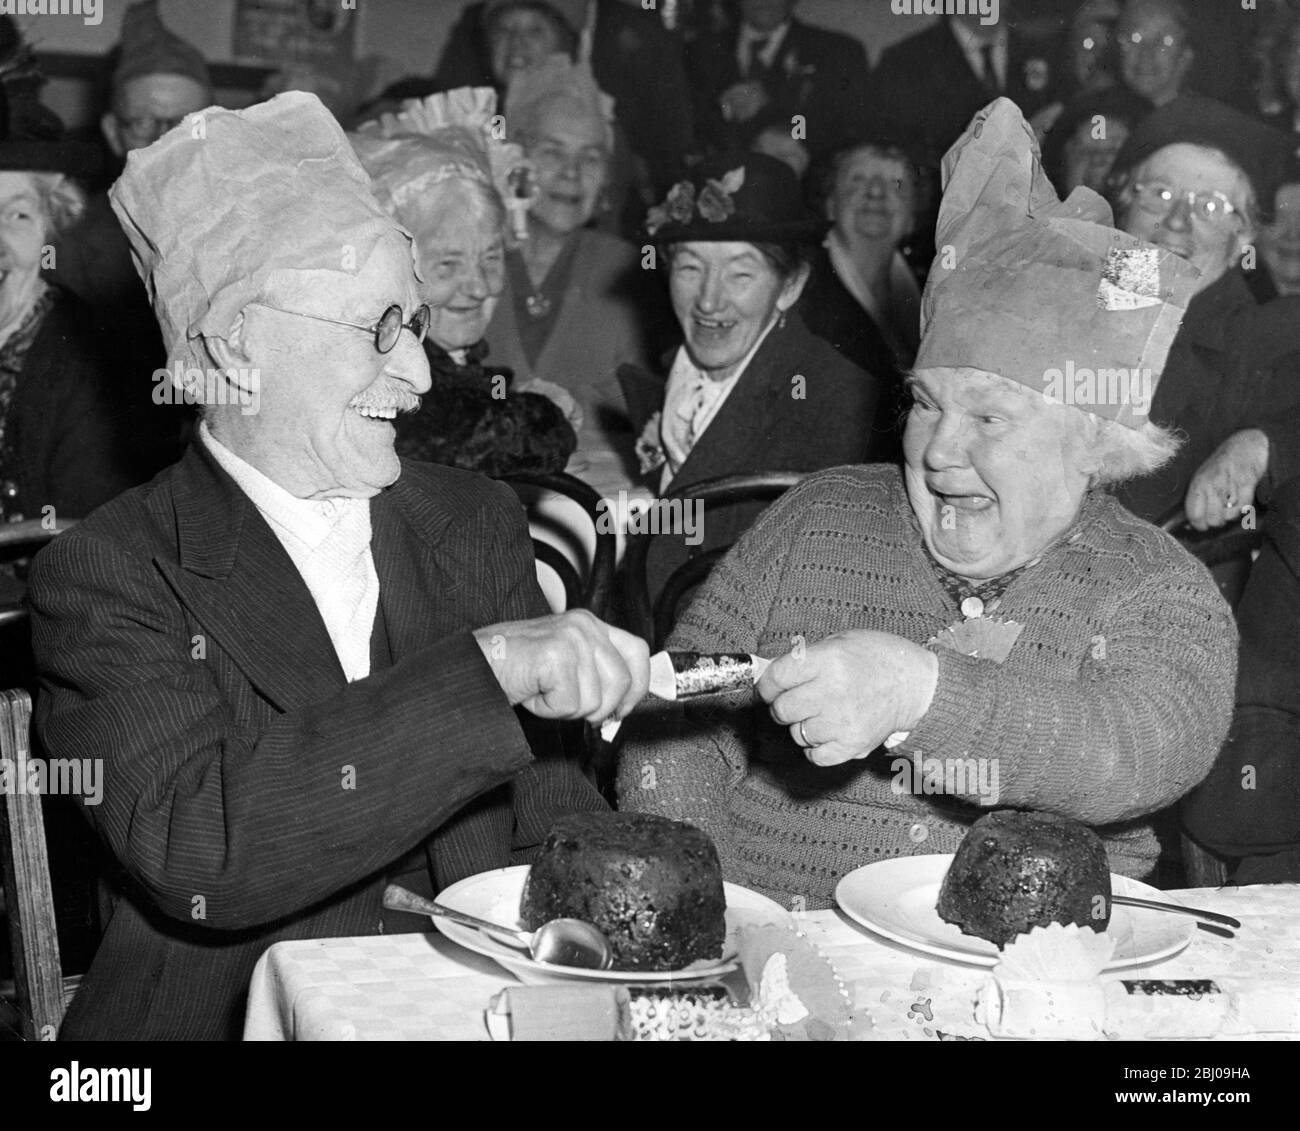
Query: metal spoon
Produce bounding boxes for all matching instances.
[382,884,613,970]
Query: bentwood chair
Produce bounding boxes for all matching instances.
[1161,507,1266,888]
[623,472,803,649]
[499,472,618,618]
[1,690,79,1040]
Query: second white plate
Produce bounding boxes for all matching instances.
[835,854,1194,969]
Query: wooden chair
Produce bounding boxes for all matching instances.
[623,471,803,648]
[1161,508,1266,888]
[1,689,79,1040]
[499,472,618,618]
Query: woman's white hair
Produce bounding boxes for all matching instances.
[30,172,86,238]
[1085,411,1182,487]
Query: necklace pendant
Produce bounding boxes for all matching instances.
[525,292,552,319]
[960,595,985,620]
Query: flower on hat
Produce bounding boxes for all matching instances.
[646,167,746,236]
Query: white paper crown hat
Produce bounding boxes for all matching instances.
[110,91,414,368]
[352,86,529,215]
[915,98,1202,430]
[504,53,615,150]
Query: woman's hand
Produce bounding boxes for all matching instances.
[756,630,939,767]
[1185,428,1269,531]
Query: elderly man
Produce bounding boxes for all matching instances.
[1108,94,1299,529]
[27,93,648,1041]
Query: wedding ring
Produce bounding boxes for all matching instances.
[797,719,811,747]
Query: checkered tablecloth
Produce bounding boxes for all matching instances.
[243,885,1300,1041]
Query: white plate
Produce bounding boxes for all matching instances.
[835,854,1194,969]
[432,865,791,984]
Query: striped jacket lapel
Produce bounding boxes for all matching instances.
[156,443,346,713]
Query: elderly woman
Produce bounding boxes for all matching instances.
[623,151,880,607]
[0,139,130,528]
[616,100,1233,908]
[1105,93,1296,529]
[351,89,576,476]
[485,57,666,487]
[798,138,925,457]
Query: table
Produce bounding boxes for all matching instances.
[244,884,1300,1041]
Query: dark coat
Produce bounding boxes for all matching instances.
[1182,474,1300,883]
[27,441,604,1039]
[1113,271,1300,524]
[868,19,1061,170]
[4,288,135,522]
[619,311,881,607]
[797,247,909,461]
[687,17,870,162]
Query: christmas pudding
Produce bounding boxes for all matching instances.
[937,811,1112,947]
[521,812,727,971]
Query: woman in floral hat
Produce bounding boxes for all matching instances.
[625,150,881,607]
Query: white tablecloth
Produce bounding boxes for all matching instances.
[244,884,1300,1041]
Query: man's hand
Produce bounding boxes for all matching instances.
[474,611,650,724]
[1185,428,1269,531]
[756,630,939,767]
[719,81,770,123]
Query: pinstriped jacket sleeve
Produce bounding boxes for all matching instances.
[26,483,564,932]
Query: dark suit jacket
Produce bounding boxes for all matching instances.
[869,19,1061,170]
[687,17,870,161]
[619,311,881,606]
[1113,272,1300,524]
[27,441,604,1039]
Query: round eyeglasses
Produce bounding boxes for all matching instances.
[1131,182,1245,229]
[254,302,433,354]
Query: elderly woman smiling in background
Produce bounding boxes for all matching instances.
[624,151,880,606]
[617,100,1234,908]
[0,109,130,526]
[485,57,666,487]
[352,88,576,475]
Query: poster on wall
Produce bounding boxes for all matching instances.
[232,0,358,66]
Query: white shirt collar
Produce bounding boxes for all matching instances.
[200,422,361,551]
[659,315,780,491]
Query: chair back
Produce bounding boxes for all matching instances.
[624,471,803,648]
[0,690,66,1040]
[500,472,617,617]
[1161,509,1263,888]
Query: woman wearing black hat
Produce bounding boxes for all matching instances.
[624,151,881,608]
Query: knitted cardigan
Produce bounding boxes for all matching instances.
[616,464,1238,910]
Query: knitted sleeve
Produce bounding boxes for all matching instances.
[615,483,808,848]
[903,556,1239,823]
